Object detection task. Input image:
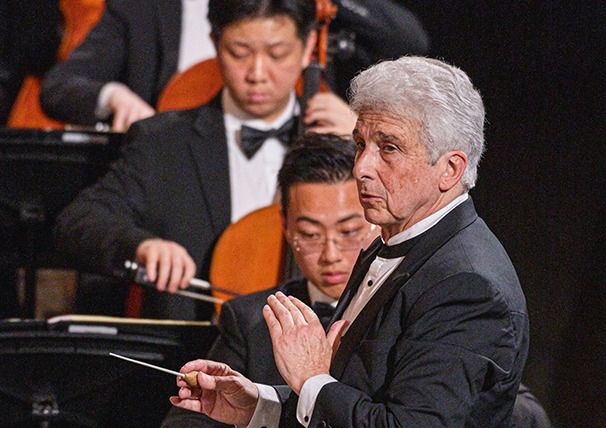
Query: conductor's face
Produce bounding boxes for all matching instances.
[215,15,315,122]
[353,110,445,239]
[284,180,375,300]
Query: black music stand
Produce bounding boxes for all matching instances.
[0,128,123,318]
[0,316,217,427]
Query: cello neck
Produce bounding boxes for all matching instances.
[297,0,338,136]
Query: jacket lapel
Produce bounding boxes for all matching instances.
[156,0,182,94]
[188,95,231,235]
[331,237,383,323]
[331,199,480,379]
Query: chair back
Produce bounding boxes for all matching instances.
[7,0,105,129]
[156,58,224,112]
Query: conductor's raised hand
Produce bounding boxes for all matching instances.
[170,359,258,427]
[135,238,197,293]
[263,292,348,394]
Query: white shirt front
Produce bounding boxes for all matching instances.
[222,90,297,223]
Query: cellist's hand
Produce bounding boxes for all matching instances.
[135,239,196,293]
[106,84,155,132]
[304,92,357,137]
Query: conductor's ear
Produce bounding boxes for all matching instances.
[438,151,467,192]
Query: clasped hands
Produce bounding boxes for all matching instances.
[170,292,348,425]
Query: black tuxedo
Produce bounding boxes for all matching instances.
[161,279,312,428]
[277,199,529,427]
[41,0,182,125]
[55,96,232,320]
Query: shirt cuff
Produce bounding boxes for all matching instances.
[245,383,281,428]
[296,374,337,426]
[96,82,126,119]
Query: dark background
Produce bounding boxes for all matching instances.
[405,2,605,427]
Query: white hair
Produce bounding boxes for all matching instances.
[349,56,486,190]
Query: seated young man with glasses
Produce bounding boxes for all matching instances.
[161,133,376,427]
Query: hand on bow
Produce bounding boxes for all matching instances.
[135,238,197,293]
[263,292,349,394]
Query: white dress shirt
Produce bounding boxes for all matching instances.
[306,281,338,307]
[223,90,297,223]
[247,193,470,428]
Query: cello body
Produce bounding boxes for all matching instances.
[209,204,286,312]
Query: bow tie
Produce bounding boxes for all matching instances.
[377,236,419,259]
[239,117,297,159]
[312,302,336,329]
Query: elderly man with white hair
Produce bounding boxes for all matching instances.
[169,56,529,428]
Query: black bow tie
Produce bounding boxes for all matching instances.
[239,117,297,159]
[377,236,419,259]
[312,302,336,329]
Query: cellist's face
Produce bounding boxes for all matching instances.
[215,16,315,123]
[284,180,377,300]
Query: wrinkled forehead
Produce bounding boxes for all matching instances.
[354,109,423,141]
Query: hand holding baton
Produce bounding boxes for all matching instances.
[110,352,199,388]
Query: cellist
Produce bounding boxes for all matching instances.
[54,0,357,321]
[39,0,429,132]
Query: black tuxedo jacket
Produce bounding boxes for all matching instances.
[55,96,231,320]
[161,279,311,428]
[41,0,182,125]
[278,199,529,427]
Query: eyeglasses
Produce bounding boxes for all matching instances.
[291,225,376,255]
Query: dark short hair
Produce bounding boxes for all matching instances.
[208,0,316,41]
[278,133,356,216]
